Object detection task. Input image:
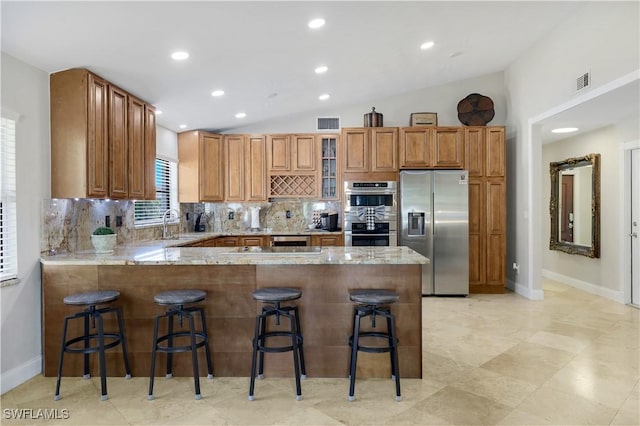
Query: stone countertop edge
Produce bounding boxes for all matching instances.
[40,245,429,266]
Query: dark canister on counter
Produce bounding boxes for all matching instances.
[364,107,383,127]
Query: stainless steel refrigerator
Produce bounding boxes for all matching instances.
[399,170,469,295]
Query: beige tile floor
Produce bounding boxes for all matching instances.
[1,279,638,425]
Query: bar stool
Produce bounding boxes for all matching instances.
[348,289,401,401]
[148,289,213,401]
[249,287,306,401]
[54,290,131,401]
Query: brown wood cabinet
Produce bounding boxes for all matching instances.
[342,127,398,181]
[178,131,224,202]
[464,126,506,293]
[214,236,239,247]
[311,234,343,246]
[239,235,267,246]
[225,135,267,202]
[50,69,156,199]
[399,127,464,169]
[266,134,316,173]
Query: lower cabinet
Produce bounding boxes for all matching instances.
[214,236,239,247]
[311,234,343,246]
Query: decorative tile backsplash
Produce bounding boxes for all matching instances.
[42,199,341,255]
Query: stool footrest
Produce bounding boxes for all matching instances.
[349,332,398,354]
[64,333,123,354]
[255,331,303,353]
[154,331,209,353]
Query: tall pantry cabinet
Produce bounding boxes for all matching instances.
[50,68,156,199]
[464,126,506,293]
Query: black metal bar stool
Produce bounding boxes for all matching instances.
[348,289,401,401]
[148,289,213,401]
[249,287,306,401]
[54,290,131,401]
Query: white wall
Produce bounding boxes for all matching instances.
[542,126,621,299]
[504,1,640,299]
[228,71,507,133]
[0,53,50,393]
[156,125,178,161]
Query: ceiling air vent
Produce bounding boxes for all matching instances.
[576,72,590,91]
[316,116,340,131]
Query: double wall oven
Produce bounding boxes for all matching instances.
[343,181,397,246]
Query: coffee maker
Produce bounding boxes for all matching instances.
[320,212,339,231]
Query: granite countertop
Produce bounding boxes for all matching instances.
[40,244,428,266]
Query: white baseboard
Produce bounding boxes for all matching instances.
[1,356,41,395]
[542,269,625,303]
[507,278,544,300]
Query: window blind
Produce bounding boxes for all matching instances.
[1,116,18,282]
[134,158,178,224]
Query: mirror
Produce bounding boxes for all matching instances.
[549,153,600,258]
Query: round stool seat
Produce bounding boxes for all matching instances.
[64,290,119,306]
[349,289,399,305]
[154,290,206,305]
[252,287,301,302]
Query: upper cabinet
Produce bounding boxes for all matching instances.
[342,127,398,180]
[267,134,319,198]
[178,131,224,202]
[50,69,156,199]
[319,135,339,200]
[399,127,464,169]
[225,135,267,202]
[464,126,505,177]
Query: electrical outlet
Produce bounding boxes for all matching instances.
[228,211,234,220]
[105,215,110,228]
[116,215,122,227]
[186,212,190,221]
[512,262,520,274]
[286,210,291,219]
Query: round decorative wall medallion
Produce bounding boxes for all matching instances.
[457,93,495,126]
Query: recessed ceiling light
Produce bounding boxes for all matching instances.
[420,41,435,50]
[171,51,189,60]
[551,127,579,133]
[211,90,225,97]
[315,66,328,74]
[179,124,187,129]
[318,94,330,101]
[155,110,163,115]
[235,112,246,119]
[308,18,325,29]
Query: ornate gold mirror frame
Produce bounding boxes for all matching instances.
[549,153,600,258]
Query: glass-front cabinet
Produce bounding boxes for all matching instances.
[320,136,339,199]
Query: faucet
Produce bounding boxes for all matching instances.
[162,209,180,239]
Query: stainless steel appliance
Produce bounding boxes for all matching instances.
[399,170,469,295]
[343,181,397,246]
[270,235,310,247]
[320,212,339,231]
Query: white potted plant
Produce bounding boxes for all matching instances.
[91,227,117,254]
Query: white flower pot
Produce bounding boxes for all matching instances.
[91,234,117,254]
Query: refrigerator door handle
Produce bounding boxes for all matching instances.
[431,191,435,238]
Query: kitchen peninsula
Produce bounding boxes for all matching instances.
[41,244,427,379]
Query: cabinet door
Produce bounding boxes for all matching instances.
[464,127,484,177]
[108,85,128,198]
[267,135,290,171]
[225,135,245,201]
[245,136,267,201]
[144,105,156,200]
[215,236,238,247]
[486,127,505,177]
[468,179,485,286]
[371,128,398,172]
[311,234,343,246]
[292,134,316,171]
[200,133,224,201]
[240,236,265,247]
[486,180,506,286]
[319,136,339,199]
[128,96,146,199]
[399,128,432,168]
[342,128,369,172]
[87,74,109,197]
[201,238,218,247]
[433,127,463,169]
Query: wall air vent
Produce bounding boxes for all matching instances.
[316,116,340,131]
[576,72,590,91]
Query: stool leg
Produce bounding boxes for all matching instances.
[290,311,302,401]
[248,314,261,401]
[54,315,71,401]
[348,311,362,401]
[166,312,174,379]
[197,308,213,380]
[83,311,91,379]
[257,312,267,379]
[148,314,161,400]
[115,307,132,379]
[188,313,202,400]
[293,306,306,379]
[95,312,108,401]
[388,312,401,401]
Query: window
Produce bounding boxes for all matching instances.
[134,158,178,225]
[1,116,18,285]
